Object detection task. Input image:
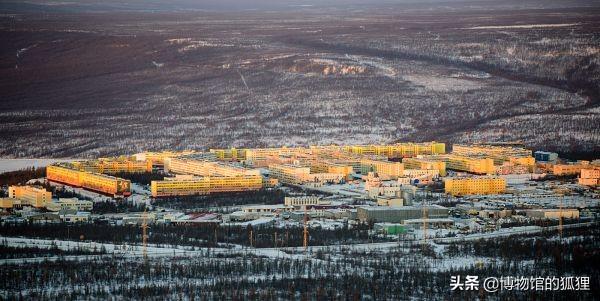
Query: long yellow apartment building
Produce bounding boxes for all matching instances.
[444,177,507,196]
[344,142,446,158]
[442,155,496,175]
[8,185,52,208]
[269,164,345,185]
[553,161,591,176]
[72,158,152,174]
[578,168,600,186]
[133,150,196,167]
[165,157,260,177]
[209,148,247,161]
[402,157,447,176]
[211,142,445,163]
[360,159,404,180]
[310,161,354,180]
[452,144,533,165]
[47,164,131,197]
[150,174,263,197]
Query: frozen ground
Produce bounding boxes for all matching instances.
[0,158,76,173]
[2,221,593,262]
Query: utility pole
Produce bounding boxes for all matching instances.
[214,225,218,247]
[141,209,149,263]
[249,229,254,248]
[422,189,429,249]
[303,207,309,253]
[559,195,564,239]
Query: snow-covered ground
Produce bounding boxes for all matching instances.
[0,158,76,173]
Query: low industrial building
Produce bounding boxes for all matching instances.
[60,212,91,223]
[46,198,93,212]
[284,196,327,207]
[374,223,407,235]
[478,209,512,219]
[403,218,454,229]
[376,195,410,207]
[241,204,293,214]
[526,209,580,219]
[357,205,449,223]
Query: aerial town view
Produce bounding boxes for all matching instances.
[1,0,599,300]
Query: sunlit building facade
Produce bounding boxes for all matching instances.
[444,177,506,196]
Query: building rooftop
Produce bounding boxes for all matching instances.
[359,205,447,211]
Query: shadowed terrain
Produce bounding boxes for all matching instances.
[1,0,599,157]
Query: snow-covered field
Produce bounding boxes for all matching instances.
[0,158,76,173]
[466,23,580,30]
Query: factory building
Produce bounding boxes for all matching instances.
[404,218,454,229]
[444,177,506,196]
[284,196,325,207]
[46,164,131,197]
[360,159,404,180]
[376,195,410,207]
[357,205,449,223]
[46,198,93,212]
[8,185,52,208]
[374,223,407,235]
[402,157,447,176]
[61,212,91,223]
[150,174,264,197]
